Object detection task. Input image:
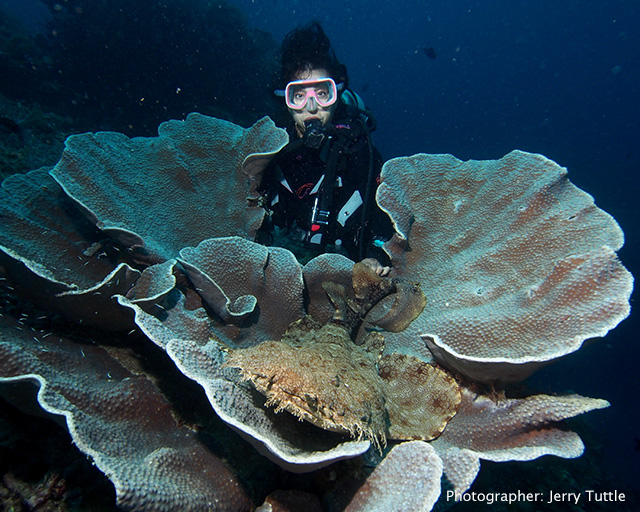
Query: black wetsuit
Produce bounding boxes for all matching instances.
[256,110,393,264]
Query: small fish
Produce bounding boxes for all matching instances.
[424,47,437,60]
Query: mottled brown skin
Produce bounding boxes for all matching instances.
[225,319,389,450]
[224,265,462,449]
[379,354,462,440]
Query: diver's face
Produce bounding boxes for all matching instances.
[288,68,338,136]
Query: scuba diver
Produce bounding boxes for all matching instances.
[256,22,394,275]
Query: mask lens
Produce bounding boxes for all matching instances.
[312,82,332,106]
[285,78,338,110]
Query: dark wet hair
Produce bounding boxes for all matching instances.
[279,22,349,89]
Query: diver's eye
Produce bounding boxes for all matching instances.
[292,91,306,104]
[316,88,329,99]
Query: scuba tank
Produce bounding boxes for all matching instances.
[340,89,377,133]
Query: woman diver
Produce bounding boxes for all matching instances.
[255,22,393,275]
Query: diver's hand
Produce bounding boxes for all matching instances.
[360,258,391,277]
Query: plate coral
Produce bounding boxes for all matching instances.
[0,113,632,511]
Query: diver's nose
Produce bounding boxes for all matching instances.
[305,97,319,112]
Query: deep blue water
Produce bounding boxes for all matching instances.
[2,0,639,503]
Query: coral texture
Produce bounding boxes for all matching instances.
[431,388,610,495]
[345,441,443,512]
[178,237,305,345]
[377,151,633,381]
[0,115,632,511]
[0,169,140,329]
[0,316,252,512]
[50,113,288,262]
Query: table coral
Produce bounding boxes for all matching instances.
[345,441,443,512]
[50,113,288,262]
[430,388,610,496]
[0,114,633,511]
[0,315,252,512]
[0,169,140,330]
[377,151,633,382]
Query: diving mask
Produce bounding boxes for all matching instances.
[275,77,344,110]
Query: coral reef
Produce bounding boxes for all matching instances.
[1,392,119,512]
[430,389,608,495]
[49,113,287,262]
[0,114,633,511]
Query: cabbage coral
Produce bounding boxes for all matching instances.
[0,114,632,511]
